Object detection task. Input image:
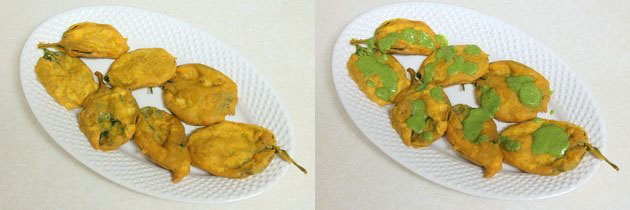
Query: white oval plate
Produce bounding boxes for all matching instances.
[20,6,294,203]
[332,2,606,200]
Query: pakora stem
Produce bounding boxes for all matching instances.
[406,68,419,86]
[274,146,307,174]
[94,71,106,87]
[37,42,62,49]
[584,143,619,171]
[350,38,368,45]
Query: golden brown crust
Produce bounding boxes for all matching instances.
[374,18,439,55]
[79,73,139,151]
[475,60,551,122]
[445,104,503,178]
[187,121,277,178]
[163,64,238,126]
[54,22,129,58]
[419,45,489,86]
[134,106,190,183]
[391,83,450,148]
[107,48,177,90]
[34,50,98,109]
[347,53,410,106]
[500,119,588,175]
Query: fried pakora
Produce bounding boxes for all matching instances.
[34,49,98,110]
[134,106,190,183]
[347,44,410,106]
[419,45,489,87]
[475,60,551,122]
[163,63,238,126]
[352,18,447,55]
[391,69,450,148]
[499,118,618,175]
[445,104,502,178]
[187,121,307,179]
[38,22,129,58]
[106,48,177,90]
[79,72,139,151]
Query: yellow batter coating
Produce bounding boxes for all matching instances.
[163,64,238,126]
[373,18,441,55]
[475,61,550,122]
[500,119,618,175]
[445,104,502,178]
[38,22,129,58]
[106,48,177,90]
[347,47,410,106]
[391,69,450,148]
[134,106,190,183]
[188,121,307,179]
[35,49,98,110]
[79,72,139,151]
[419,45,489,86]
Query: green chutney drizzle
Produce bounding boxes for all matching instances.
[378,28,435,53]
[447,56,478,76]
[506,75,543,108]
[464,45,481,56]
[500,136,521,152]
[531,123,570,157]
[406,100,428,133]
[435,34,448,47]
[366,80,375,87]
[355,46,399,101]
[430,87,444,101]
[461,86,500,143]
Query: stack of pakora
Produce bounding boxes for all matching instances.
[348,18,617,178]
[35,22,306,183]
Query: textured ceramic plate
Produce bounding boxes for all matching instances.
[332,2,607,200]
[20,6,294,203]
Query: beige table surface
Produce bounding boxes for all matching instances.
[316,0,630,209]
[0,0,314,209]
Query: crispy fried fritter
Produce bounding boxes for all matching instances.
[106,48,177,90]
[372,18,444,55]
[391,69,450,148]
[419,45,489,86]
[187,121,307,179]
[347,45,410,106]
[35,49,98,109]
[79,72,139,151]
[134,106,190,183]
[445,104,502,178]
[38,22,128,58]
[475,61,551,122]
[500,119,618,175]
[163,64,238,126]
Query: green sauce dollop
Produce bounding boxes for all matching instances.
[435,34,448,47]
[355,48,399,101]
[506,75,543,108]
[461,87,500,143]
[464,45,481,56]
[378,28,435,53]
[447,56,478,76]
[406,100,428,133]
[366,80,375,87]
[500,136,521,152]
[422,132,433,140]
[430,87,444,101]
[532,123,570,158]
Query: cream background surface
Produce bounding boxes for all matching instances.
[0,0,314,209]
[316,0,629,209]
